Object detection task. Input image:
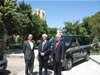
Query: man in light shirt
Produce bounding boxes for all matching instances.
[23,34,35,75]
[38,34,51,75]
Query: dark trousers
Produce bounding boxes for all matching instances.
[54,61,62,75]
[25,58,34,75]
[39,58,48,75]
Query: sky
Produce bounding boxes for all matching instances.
[17,0,100,28]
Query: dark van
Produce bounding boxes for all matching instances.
[48,35,91,70]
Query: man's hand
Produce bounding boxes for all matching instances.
[51,58,53,62]
[41,52,45,56]
[61,59,64,63]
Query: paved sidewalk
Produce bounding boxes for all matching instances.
[4,49,100,75]
[17,57,39,75]
[5,49,100,65]
[5,49,100,64]
[90,55,100,65]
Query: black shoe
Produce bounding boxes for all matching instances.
[25,73,29,75]
[30,73,33,75]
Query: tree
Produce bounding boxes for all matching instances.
[0,0,19,49]
[89,11,100,39]
[92,37,100,54]
[18,0,34,40]
[63,20,79,35]
[32,14,48,41]
[18,1,48,41]
[18,0,32,21]
[48,28,57,39]
[2,0,18,35]
[78,17,91,36]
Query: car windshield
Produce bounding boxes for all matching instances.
[49,36,56,43]
[49,35,72,47]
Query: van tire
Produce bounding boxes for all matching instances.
[85,53,90,61]
[64,58,72,70]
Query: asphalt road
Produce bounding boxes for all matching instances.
[0,57,100,75]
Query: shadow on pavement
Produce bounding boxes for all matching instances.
[5,49,38,55]
[62,60,86,71]
[48,60,87,71]
[33,71,38,75]
[4,49,23,55]
[72,60,86,68]
[0,70,11,75]
[32,70,53,75]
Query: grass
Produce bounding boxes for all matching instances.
[11,43,39,49]
[90,50,100,55]
[10,43,22,49]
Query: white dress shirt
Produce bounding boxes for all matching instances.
[43,40,47,44]
[28,40,34,50]
[41,40,47,51]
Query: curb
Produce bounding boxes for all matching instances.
[90,56,100,65]
[6,50,39,58]
[6,54,38,58]
[6,54,24,58]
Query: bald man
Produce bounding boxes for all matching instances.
[38,34,51,75]
[51,34,65,75]
[23,34,35,75]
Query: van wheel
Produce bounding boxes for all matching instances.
[85,53,90,61]
[64,58,72,70]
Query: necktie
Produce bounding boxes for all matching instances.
[54,41,59,53]
[41,41,45,52]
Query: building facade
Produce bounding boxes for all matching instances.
[32,8,46,20]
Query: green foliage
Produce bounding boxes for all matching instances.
[63,13,100,42]
[92,37,100,51]
[0,0,19,37]
[17,1,49,41]
[17,1,33,39]
[16,36,23,44]
[63,20,80,35]
[0,0,53,49]
[79,17,91,35]
[2,0,100,47]
[0,0,55,43]
[32,14,46,41]
[89,11,100,39]
[48,28,57,39]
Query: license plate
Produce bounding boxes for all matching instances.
[0,66,3,70]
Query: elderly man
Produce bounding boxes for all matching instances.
[38,34,51,75]
[23,34,35,75]
[51,34,65,75]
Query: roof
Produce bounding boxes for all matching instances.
[61,35,82,37]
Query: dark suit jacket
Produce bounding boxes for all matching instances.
[51,40,65,62]
[23,40,35,60]
[38,40,51,61]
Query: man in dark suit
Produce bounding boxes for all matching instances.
[23,34,35,75]
[38,34,50,75]
[51,34,65,75]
